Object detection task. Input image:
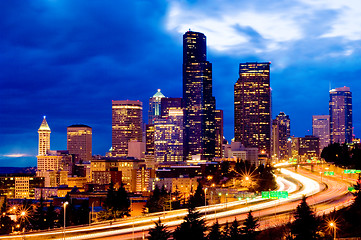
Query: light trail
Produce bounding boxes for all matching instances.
[2,169,316,240]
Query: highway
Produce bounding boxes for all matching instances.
[1,165,354,240]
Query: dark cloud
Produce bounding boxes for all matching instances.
[1,0,361,166]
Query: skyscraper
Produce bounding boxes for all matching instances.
[67,124,92,162]
[148,89,166,124]
[154,108,184,162]
[112,100,143,157]
[38,116,51,156]
[183,31,216,161]
[312,115,330,154]
[234,62,271,156]
[214,109,224,158]
[329,87,352,144]
[272,112,290,160]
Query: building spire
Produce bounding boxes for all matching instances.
[38,116,51,131]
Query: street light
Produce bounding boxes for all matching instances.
[329,222,336,240]
[63,201,69,240]
[204,188,208,218]
[20,211,26,237]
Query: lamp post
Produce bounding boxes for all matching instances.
[204,188,207,218]
[63,201,68,240]
[330,222,336,240]
[20,211,26,238]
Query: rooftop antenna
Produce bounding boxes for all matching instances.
[329,80,332,91]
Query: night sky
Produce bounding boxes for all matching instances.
[1,0,361,167]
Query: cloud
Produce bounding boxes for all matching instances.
[1,154,33,158]
[165,0,361,59]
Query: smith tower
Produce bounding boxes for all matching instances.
[183,31,216,161]
[38,116,51,156]
[234,62,271,156]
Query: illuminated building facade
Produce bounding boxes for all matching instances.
[161,97,182,117]
[148,89,166,124]
[67,124,92,162]
[329,87,352,144]
[112,100,143,157]
[136,164,155,193]
[298,135,320,159]
[214,109,224,158]
[154,108,184,162]
[234,62,271,156]
[0,176,44,199]
[145,124,155,155]
[183,31,216,161]
[91,157,144,192]
[312,115,330,154]
[38,116,51,156]
[272,112,290,160]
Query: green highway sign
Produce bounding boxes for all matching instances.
[324,171,334,176]
[270,191,278,198]
[278,191,288,199]
[344,169,361,174]
[262,191,288,199]
[261,191,270,199]
[348,186,355,192]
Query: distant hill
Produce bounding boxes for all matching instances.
[0,167,37,176]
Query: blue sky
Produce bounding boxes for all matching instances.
[1,0,361,167]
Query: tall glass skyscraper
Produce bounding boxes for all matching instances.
[183,31,216,161]
[329,87,352,144]
[312,115,330,154]
[234,62,271,156]
[148,89,165,124]
[272,112,290,160]
[67,124,92,162]
[112,100,143,157]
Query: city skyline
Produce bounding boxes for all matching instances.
[1,1,361,166]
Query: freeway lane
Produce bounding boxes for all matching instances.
[0,175,299,240]
[2,167,352,240]
[86,168,353,240]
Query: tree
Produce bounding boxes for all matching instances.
[173,206,207,240]
[221,161,230,176]
[33,195,47,230]
[230,218,241,240]
[45,202,57,229]
[188,182,205,208]
[207,220,222,240]
[241,211,259,240]
[290,196,320,240]
[100,183,130,219]
[115,184,130,217]
[256,164,277,191]
[145,185,166,213]
[221,221,231,240]
[148,218,171,240]
[0,200,13,234]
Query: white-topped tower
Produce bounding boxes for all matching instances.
[38,116,51,156]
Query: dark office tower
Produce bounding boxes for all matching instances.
[312,115,330,155]
[160,98,183,118]
[214,109,224,158]
[183,31,216,161]
[329,87,352,144]
[148,89,166,124]
[271,112,290,160]
[67,124,92,162]
[145,124,155,155]
[112,100,143,157]
[234,62,271,156]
